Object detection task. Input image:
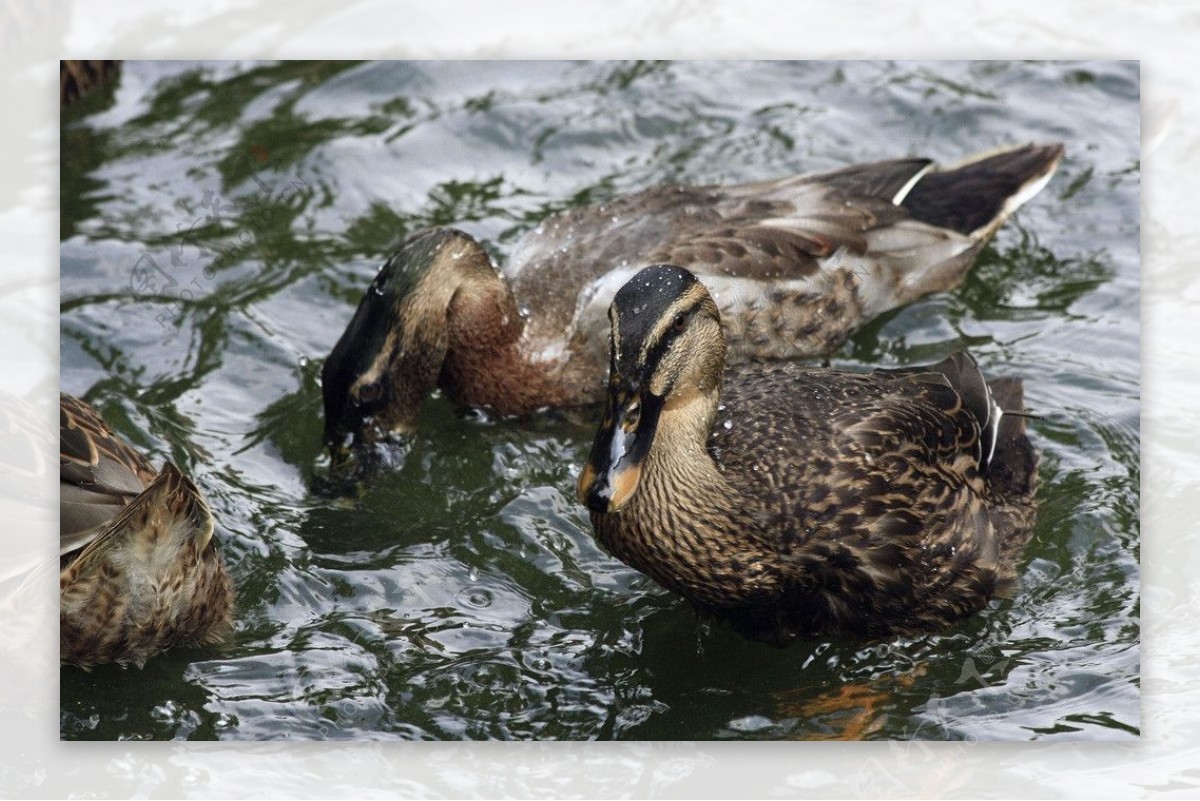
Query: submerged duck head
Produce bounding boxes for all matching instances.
[577,265,725,514]
[321,228,499,458]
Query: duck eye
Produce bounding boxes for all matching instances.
[358,382,382,406]
[624,400,641,428]
[672,313,687,332]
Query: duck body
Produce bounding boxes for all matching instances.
[59,394,234,668]
[577,266,1038,643]
[322,143,1063,453]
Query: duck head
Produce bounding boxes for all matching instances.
[577,265,726,514]
[321,228,500,461]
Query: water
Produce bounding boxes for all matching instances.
[58,60,1139,741]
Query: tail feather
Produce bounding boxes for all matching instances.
[901,143,1065,237]
[878,353,1039,497]
[984,376,1039,498]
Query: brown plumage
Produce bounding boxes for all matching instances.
[577,266,1038,643]
[322,143,1063,458]
[59,394,234,668]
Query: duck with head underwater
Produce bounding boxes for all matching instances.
[321,143,1063,464]
[576,265,1039,644]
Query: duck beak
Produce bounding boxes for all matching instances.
[577,380,663,514]
[328,438,357,474]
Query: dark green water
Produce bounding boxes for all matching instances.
[59,60,1139,741]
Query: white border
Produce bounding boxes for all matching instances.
[3,0,1195,797]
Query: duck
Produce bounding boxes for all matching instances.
[322,143,1063,459]
[59,393,234,668]
[576,265,1039,644]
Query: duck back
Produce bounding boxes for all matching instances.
[698,358,1038,639]
[506,144,1063,379]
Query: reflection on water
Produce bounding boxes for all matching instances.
[58,60,1139,741]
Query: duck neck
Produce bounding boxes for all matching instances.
[595,391,782,609]
[440,278,595,415]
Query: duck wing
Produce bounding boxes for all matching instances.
[60,394,156,558]
[710,355,1036,553]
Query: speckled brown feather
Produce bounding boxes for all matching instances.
[59,395,234,668]
[60,463,234,668]
[585,269,1038,644]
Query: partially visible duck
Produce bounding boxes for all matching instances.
[576,266,1039,644]
[59,394,234,668]
[60,60,121,108]
[322,142,1063,457]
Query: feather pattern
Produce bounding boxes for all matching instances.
[59,394,234,668]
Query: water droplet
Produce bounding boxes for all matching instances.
[467,566,479,582]
[723,420,732,430]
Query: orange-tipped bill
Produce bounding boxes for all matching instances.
[578,383,662,514]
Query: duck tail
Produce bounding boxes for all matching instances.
[900,142,1065,240]
[887,352,1039,497]
[983,376,1039,499]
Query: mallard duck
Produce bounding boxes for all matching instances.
[576,265,1038,643]
[322,143,1063,456]
[59,394,234,668]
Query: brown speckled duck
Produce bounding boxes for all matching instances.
[59,394,234,668]
[322,143,1063,457]
[576,266,1038,643]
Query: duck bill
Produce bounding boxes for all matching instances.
[577,385,663,514]
[327,437,358,475]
